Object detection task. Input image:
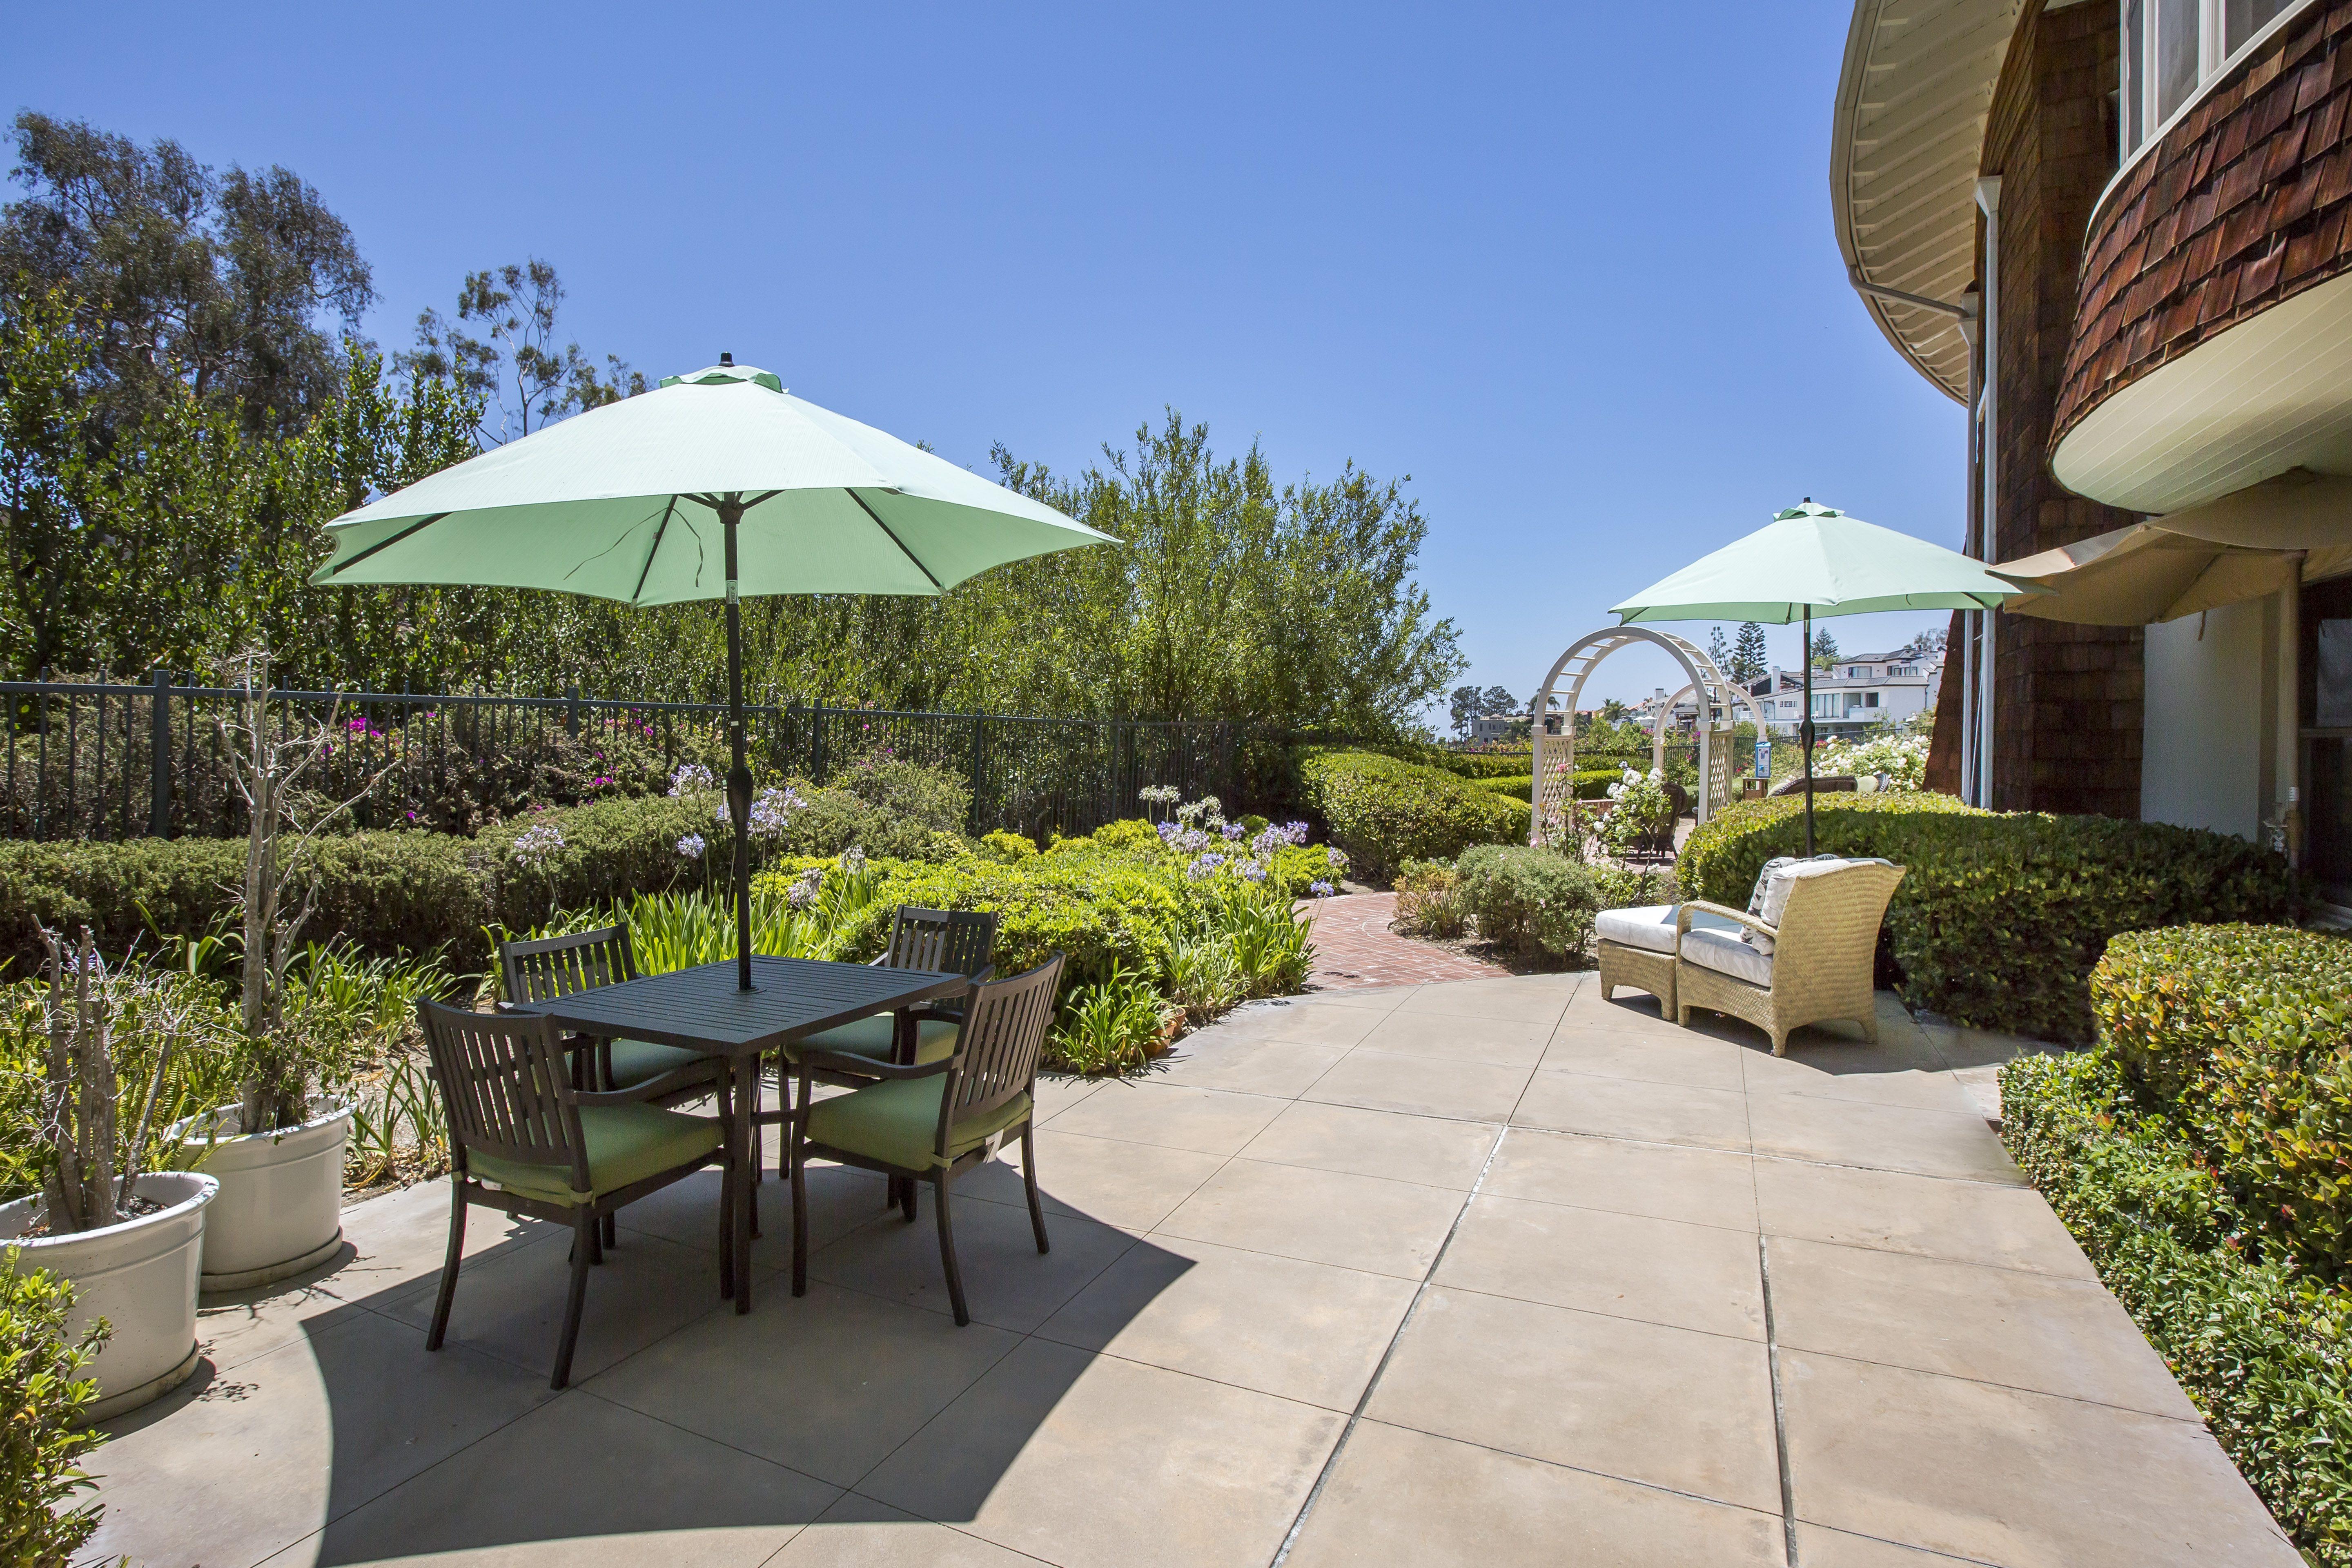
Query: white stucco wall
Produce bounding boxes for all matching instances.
[2141,598,2266,842]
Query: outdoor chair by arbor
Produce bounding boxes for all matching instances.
[790,953,1064,1327]
[1595,902,1745,1018]
[416,999,730,1389]
[1672,859,1906,1055]
[759,906,998,1208]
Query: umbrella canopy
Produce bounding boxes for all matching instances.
[1610,501,2035,853]
[1609,501,2026,625]
[312,361,1111,601]
[311,359,1115,988]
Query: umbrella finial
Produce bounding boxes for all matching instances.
[720,351,734,366]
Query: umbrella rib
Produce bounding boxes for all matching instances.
[630,496,681,606]
[318,512,452,578]
[844,488,944,591]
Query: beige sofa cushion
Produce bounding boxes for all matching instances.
[1598,904,1739,956]
[1681,923,1774,988]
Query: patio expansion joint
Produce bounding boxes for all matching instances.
[1759,1235,1800,1568]
[1267,1121,1512,1567]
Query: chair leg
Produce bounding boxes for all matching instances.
[586,1218,604,1266]
[790,1135,810,1298]
[601,1211,617,1251]
[1021,1125,1050,1255]
[425,1178,466,1352]
[900,1175,918,1224]
[933,1173,969,1327]
[553,1209,593,1390]
[717,1138,735,1300]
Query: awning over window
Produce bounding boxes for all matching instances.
[1991,470,2352,624]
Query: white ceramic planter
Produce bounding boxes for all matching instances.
[0,1171,217,1421]
[172,1096,354,1291]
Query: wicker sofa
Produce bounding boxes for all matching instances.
[1672,860,1906,1055]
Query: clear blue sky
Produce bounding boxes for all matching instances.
[5,1,1964,717]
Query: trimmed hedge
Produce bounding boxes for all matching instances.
[0,792,725,976]
[1677,795,2299,1042]
[2096,924,2352,1276]
[1296,749,1527,882]
[1472,772,1620,802]
[2002,1047,2352,1562]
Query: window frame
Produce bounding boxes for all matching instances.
[2116,0,2316,176]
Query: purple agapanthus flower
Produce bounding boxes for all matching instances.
[1309,880,1336,898]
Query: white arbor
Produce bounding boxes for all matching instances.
[1526,628,1768,846]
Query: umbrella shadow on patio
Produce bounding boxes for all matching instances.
[97,1156,1194,1566]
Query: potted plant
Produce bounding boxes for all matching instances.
[0,927,222,1421]
[169,652,377,1291]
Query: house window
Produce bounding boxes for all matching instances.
[2125,0,2315,159]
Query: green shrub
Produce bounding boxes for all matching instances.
[0,1261,111,1567]
[1296,749,1525,882]
[1436,751,1536,780]
[978,830,1038,864]
[1472,774,1532,797]
[1589,862,1677,911]
[2093,924,2352,1276]
[1393,857,1468,939]
[1676,795,2299,1041]
[2001,1049,2352,1563]
[1454,845,1599,960]
[780,756,973,862]
[1082,819,1163,857]
[1478,769,1617,803]
[805,855,1196,989]
[1168,937,1244,1026]
[1190,881,1314,997]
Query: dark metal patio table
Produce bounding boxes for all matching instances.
[511,954,966,1312]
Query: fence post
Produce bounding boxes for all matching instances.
[566,684,581,739]
[149,668,172,838]
[967,711,988,835]
[812,699,829,782]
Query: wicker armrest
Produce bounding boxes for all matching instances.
[1676,900,1778,941]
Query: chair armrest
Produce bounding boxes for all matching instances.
[798,1049,954,1083]
[1676,900,1778,941]
[574,1062,714,1107]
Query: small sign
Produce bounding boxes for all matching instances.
[1754,739,1772,780]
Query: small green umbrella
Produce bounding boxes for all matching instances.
[312,358,1116,988]
[1609,501,2031,853]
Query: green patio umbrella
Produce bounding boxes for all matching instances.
[312,357,1115,988]
[1609,501,2031,853]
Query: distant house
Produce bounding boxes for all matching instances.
[1745,656,1942,739]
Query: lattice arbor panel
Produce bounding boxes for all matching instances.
[1527,629,1766,847]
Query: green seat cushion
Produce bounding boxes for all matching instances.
[806,1076,1031,1171]
[468,1103,723,1206]
[602,1038,713,1089]
[790,1013,960,1067]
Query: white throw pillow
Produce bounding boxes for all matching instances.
[1745,854,1875,955]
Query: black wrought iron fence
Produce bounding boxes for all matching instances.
[0,674,1283,845]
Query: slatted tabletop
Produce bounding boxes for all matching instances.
[511,955,967,1057]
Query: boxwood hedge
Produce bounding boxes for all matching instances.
[2002,1046,2352,1562]
[1677,795,2299,1042]
[2096,924,2352,1276]
[1295,749,1528,882]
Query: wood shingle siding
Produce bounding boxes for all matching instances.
[2055,0,2352,445]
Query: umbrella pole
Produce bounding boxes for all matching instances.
[723,504,755,992]
[1801,607,1816,856]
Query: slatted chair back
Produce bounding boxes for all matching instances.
[418,999,588,1195]
[939,955,1065,1145]
[880,907,998,980]
[501,924,638,1007]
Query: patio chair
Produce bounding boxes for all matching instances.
[1672,858,1906,1055]
[416,999,729,1388]
[500,925,722,1102]
[758,907,998,1210]
[790,953,1065,1327]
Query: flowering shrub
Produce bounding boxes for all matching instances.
[1592,767,1673,859]
[1819,727,1929,790]
[676,833,706,860]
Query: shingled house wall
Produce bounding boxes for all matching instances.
[1982,0,2146,816]
[2056,0,2352,439]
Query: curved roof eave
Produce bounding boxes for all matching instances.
[1831,0,2022,405]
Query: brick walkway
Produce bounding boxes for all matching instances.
[1297,891,1510,989]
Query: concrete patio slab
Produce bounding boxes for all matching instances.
[93,972,2298,1568]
